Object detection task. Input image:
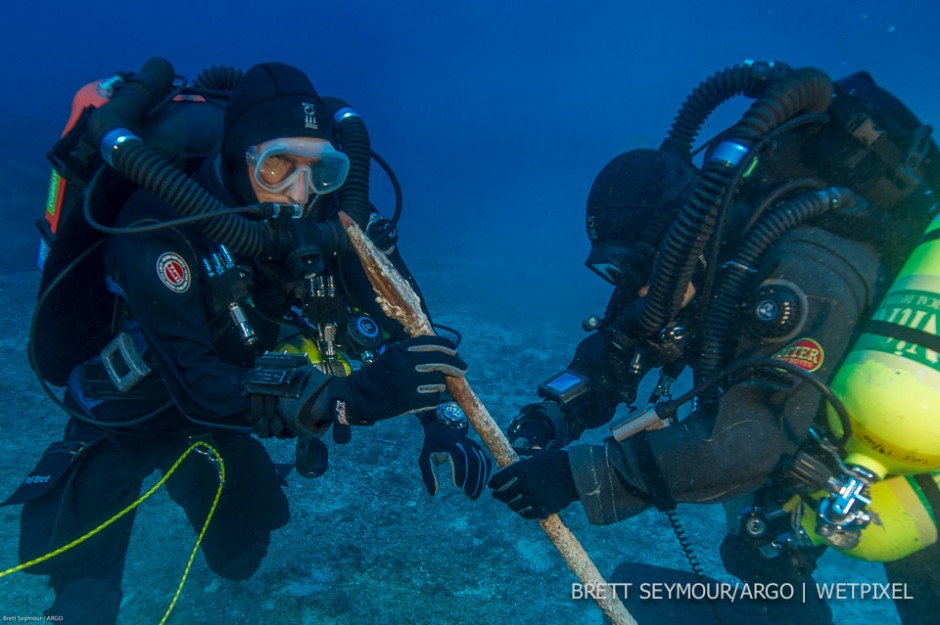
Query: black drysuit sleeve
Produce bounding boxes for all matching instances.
[567,227,884,525]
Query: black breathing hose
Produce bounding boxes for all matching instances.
[660,60,792,162]
[85,57,279,256]
[655,358,853,447]
[84,58,376,259]
[370,149,403,226]
[617,64,834,340]
[694,117,830,325]
[733,67,834,142]
[86,57,176,147]
[694,187,857,412]
[193,65,243,93]
[324,96,372,230]
[107,140,282,256]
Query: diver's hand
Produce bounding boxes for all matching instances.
[489,450,578,519]
[335,336,467,425]
[419,422,492,500]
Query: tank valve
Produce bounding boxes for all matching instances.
[815,465,876,549]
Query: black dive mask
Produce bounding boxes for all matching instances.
[585,242,656,291]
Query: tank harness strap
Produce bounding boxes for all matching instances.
[859,220,940,352]
[630,432,678,511]
[47,106,104,185]
[919,228,940,246]
[864,320,940,356]
[845,112,902,169]
[870,124,933,202]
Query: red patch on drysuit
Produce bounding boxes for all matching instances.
[772,337,824,372]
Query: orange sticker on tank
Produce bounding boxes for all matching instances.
[772,338,824,372]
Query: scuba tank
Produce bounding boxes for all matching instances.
[813,199,940,545]
[275,308,386,376]
[277,333,353,377]
[798,470,940,562]
[39,79,115,269]
[826,205,940,479]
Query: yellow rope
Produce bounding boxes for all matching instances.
[0,440,226,625]
[157,442,225,624]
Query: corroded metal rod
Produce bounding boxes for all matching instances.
[338,212,634,625]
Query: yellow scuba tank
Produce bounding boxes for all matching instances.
[826,210,940,479]
[801,470,939,562]
[276,333,353,377]
[275,306,386,376]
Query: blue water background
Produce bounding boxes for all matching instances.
[0,1,937,623]
[1,1,936,300]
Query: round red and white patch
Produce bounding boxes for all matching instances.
[772,337,824,372]
[156,252,191,293]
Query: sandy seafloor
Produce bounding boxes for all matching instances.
[0,263,902,624]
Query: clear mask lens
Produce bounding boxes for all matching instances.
[587,261,622,285]
[586,244,633,285]
[247,138,350,195]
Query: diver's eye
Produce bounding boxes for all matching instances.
[258,155,300,186]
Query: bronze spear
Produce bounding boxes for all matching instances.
[337,212,635,625]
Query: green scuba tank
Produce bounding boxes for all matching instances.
[826,209,940,479]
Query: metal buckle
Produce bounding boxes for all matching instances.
[100,332,152,393]
[895,124,933,191]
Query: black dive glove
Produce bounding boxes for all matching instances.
[419,421,492,500]
[245,336,466,438]
[335,335,467,425]
[488,449,579,519]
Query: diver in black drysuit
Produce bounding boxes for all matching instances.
[489,68,940,625]
[7,62,490,624]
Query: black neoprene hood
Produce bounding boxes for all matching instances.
[585,148,697,287]
[220,62,334,204]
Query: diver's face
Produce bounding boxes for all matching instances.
[246,150,319,206]
[245,136,350,207]
[249,165,314,206]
